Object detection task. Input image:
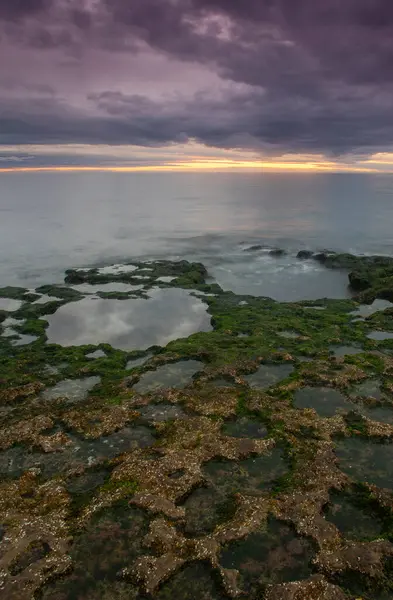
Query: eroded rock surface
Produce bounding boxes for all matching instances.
[1,257,393,599]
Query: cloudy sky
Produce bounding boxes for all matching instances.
[1,0,393,172]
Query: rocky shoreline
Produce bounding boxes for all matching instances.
[1,253,393,599]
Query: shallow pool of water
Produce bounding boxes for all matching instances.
[203,447,287,495]
[40,503,148,599]
[96,264,138,275]
[350,379,384,401]
[335,437,393,490]
[182,486,236,536]
[351,299,393,318]
[220,516,315,593]
[133,360,203,393]
[11,333,38,346]
[126,354,153,370]
[44,288,212,350]
[156,562,227,600]
[277,330,301,339]
[0,298,22,312]
[42,376,101,402]
[330,345,364,357]
[71,282,143,294]
[0,426,155,478]
[294,386,354,417]
[325,489,384,541]
[245,364,294,390]
[222,417,268,439]
[156,276,176,283]
[86,349,107,359]
[367,331,393,341]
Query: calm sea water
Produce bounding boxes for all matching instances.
[1,171,393,300]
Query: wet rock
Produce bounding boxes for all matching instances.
[0,472,72,599]
[349,270,373,291]
[244,245,264,252]
[9,540,51,576]
[265,575,347,600]
[138,403,187,423]
[297,251,314,260]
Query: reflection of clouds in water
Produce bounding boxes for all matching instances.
[32,294,58,304]
[45,288,211,350]
[133,360,203,393]
[11,334,38,346]
[245,364,294,390]
[351,299,393,318]
[71,282,143,294]
[367,331,393,341]
[96,264,138,275]
[156,276,176,283]
[0,298,22,311]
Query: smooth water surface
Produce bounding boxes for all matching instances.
[336,438,393,490]
[2,172,393,299]
[133,360,204,393]
[367,331,393,341]
[245,364,294,390]
[42,376,101,402]
[351,299,393,318]
[44,289,211,350]
[294,386,354,417]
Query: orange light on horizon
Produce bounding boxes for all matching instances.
[0,159,380,173]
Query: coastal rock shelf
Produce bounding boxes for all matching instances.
[1,255,393,600]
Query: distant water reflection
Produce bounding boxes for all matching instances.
[44,288,212,350]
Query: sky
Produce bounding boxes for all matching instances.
[1,0,393,172]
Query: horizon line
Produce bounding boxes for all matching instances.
[0,160,384,174]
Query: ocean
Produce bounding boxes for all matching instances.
[1,170,393,300]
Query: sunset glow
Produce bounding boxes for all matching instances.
[0,158,382,174]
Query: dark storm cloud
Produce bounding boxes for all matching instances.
[0,0,50,21]
[1,0,393,156]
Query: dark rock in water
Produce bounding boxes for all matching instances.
[313,252,330,263]
[349,271,373,291]
[244,245,264,252]
[269,249,286,257]
[297,250,314,260]
[0,286,28,300]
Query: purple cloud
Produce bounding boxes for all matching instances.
[0,0,393,159]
